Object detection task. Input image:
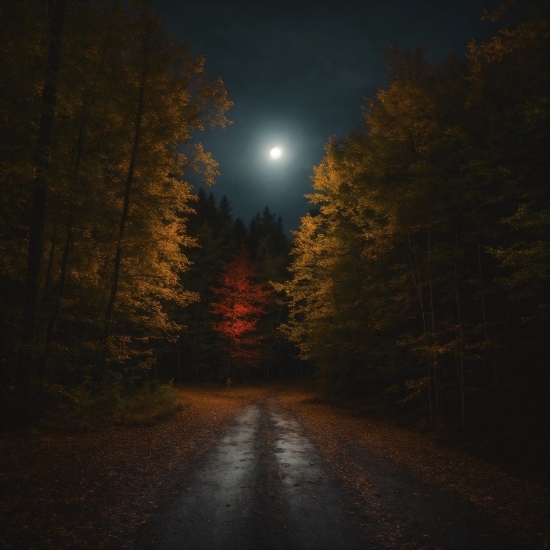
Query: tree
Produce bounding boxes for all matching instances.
[0,0,232,425]
[280,0,548,460]
[210,250,270,378]
[16,0,67,424]
[174,191,293,382]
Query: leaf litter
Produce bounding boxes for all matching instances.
[0,386,264,549]
[279,388,549,549]
[1,385,547,549]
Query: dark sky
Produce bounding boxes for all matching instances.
[153,0,500,235]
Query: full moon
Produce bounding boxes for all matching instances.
[270,147,282,159]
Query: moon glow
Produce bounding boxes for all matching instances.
[270,147,282,159]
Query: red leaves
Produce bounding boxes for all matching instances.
[210,250,270,365]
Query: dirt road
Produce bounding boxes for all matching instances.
[137,392,547,549]
[140,401,364,549]
[1,387,547,549]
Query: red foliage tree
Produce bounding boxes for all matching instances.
[210,250,270,377]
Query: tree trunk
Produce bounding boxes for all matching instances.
[47,96,89,341]
[455,261,466,432]
[104,61,147,338]
[477,239,499,394]
[428,231,435,333]
[17,0,67,425]
[42,218,57,302]
[427,231,436,423]
[407,233,426,334]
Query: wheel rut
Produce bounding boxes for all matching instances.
[139,397,364,549]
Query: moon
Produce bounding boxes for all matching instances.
[270,147,282,159]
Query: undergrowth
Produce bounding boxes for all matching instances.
[38,379,187,432]
[284,383,549,484]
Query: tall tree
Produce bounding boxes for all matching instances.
[210,250,270,378]
[0,0,232,425]
[16,0,67,423]
[280,0,548,456]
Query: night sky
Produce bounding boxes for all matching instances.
[153,0,500,235]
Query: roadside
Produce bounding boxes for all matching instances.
[0,386,264,549]
[280,388,549,549]
[0,384,547,549]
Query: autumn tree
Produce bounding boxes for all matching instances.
[0,0,231,425]
[210,250,270,379]
[169,192,293,382]
[279,0,548,468]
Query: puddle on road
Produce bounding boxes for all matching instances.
[272,411,323,488]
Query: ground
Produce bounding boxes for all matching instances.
[0,385,548,549]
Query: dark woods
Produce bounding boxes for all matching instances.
[0,0,296,430]
[0,0,548,476]
[172,190,293,384]
[0,0,235,427]
[277,0,549,474]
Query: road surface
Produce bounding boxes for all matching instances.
[137,395,522,550]
[140,401,364,549]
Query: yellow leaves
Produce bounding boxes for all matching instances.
[468,2,548,80]
[188,143,220,186]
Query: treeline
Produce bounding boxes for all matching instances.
[0,0,232,426]
[165,189,298,383]
[277,1,548,466]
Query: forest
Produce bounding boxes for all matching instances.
[276,1,549,470]
[0,0,548,478]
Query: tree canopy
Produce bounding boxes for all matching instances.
[0,0,231,425]
[210,250,271,377]
[277,0,549,453]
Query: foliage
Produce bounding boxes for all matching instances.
[39,379,185,430]
[279,0,549,459]
[210,250,271,376]
[168,190,296,383]
[0,0,231,427]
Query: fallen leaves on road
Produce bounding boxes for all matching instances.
[279,389,549,549]
[0,386,265,549]
[2,385,547,549]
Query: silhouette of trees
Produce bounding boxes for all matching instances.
[0,0,231,425]
[173,191,293,382]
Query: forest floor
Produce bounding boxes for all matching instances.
[0,384,548,549]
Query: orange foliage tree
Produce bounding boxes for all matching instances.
[210,250,270,378]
